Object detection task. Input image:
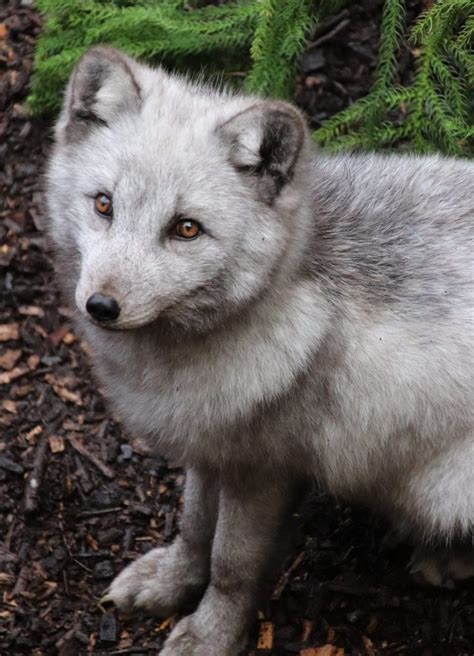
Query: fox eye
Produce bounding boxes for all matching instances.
[94,193,113,217]
[174,219,202,240]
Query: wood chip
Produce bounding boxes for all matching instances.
[2,399,17,414]
[362,636,376,655]
[158,615,176,632]
[0,323,19,342]
[62,331,76,345]
[0,348,21,370]
[302,619,315,642]
[45,373,83,406]
[0,355,39,385]
[300,646,344,656]
[0,572,14,585]
[85,533,99,551]
[25,425,43,443]
[24,436,48,514]
[48,435,65,453]
[18,305,44,317]
[49,324,70,346]
[0,364,29,385]
[257,621,274,650]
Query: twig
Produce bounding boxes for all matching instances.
[312,8,349,39]
[307,18,350,50]
[24,435,48,514]
[271,550,305,600]
[79,507,122,518]
[68,434,115,479]
[12,565,30,597]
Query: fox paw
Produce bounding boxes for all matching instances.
[102,539,208,616]
[160,615,245,656]
[410,547,474,588]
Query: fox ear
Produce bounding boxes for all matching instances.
[218,101,307,201]
[58,46,141,142]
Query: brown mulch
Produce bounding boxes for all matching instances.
[1,1,473,655]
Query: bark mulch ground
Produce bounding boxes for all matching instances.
[1,1,473,655]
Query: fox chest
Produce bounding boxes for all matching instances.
[86,325,309,465]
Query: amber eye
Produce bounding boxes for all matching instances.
[94,193,113,217]
[175,219,201,240]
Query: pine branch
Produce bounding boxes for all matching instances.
[29,0,474,156]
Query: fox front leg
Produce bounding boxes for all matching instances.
[160,474,301,656]
[104,468,219,615]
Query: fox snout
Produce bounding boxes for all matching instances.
[86,293,121,323]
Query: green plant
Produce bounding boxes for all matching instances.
[314,0,474,155]
[29,0,473,155]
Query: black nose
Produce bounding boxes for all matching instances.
[86,293,121,323]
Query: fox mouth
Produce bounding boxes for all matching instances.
[84,310,160,331]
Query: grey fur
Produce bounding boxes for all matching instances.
[46,47,474,655]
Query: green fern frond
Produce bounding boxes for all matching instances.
[29,0,473,156]
[244,0,314,98]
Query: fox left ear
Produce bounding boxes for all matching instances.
[218,101,307,200]
[57,46,142,143]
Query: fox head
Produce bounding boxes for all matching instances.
[47,46,313,332]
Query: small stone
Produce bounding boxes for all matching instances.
[41,355,62,366]
[93,560,114,580]
[42,556,57,571]
[99,614,117,643]
[119,444,133,460]
[74,631,90,645]
[98,527,123,546]
[53,546,67,560]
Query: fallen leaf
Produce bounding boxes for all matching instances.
[0,349,22,370]
[0,324,19,342]
[257,622,274,650]
[0,23,8,40]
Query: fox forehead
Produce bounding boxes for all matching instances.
[69,89,246,199]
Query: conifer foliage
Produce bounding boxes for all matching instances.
[29,0,473,155]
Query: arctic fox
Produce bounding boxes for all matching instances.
[46,46,474,655]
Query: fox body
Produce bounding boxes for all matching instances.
[46,47,474,655]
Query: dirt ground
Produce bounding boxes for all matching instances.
[1,1,473,655]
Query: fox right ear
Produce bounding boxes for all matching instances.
[218,101,307,203]
[57,46,141,143]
